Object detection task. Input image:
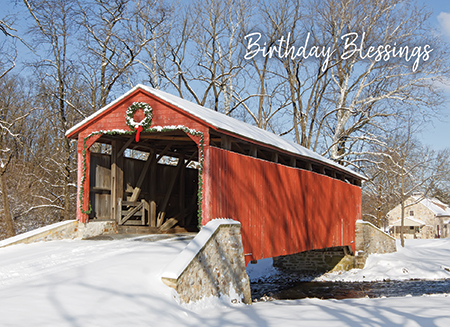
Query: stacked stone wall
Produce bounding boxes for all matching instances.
[355,220,396,253]
[162,221,251,305]
[273,246,353,272]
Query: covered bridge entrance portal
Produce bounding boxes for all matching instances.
[88,130,200,232]
[66,85,364,265]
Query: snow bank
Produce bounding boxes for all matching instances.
[318,239,450,282]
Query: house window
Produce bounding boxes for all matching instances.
[409,210,414,216]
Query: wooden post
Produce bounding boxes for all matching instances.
[77,133,102,223]
[111,141,117,222]
[221,136,231,150]
[149,152,157,227]
[179,154,186,224]
[290,157,297,167]
[142,199,149,225]
[117,198,122,224]
[111,140,124,222]
[272,152,279,163]
[141,199,146,225]
[250,145,257,157]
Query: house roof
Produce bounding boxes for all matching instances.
[413,196,450,217]
[390,216,426,227]
[66,84,364,180]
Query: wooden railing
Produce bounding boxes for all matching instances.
[117,198,149,226]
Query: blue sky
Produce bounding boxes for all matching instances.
[418,0,450,151]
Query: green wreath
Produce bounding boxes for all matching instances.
[125,102,153,131]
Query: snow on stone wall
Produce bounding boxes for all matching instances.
[355,220,397,267]
[0,220,117,248]
[161,219,251,305]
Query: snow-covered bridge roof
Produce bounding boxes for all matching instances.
[66,84,364,180]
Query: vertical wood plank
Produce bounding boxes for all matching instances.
[111,140,124,223]
[141,199,146,225]
[111,140,117,221]
[179,154,186,224]
[290,157,296,167]
[117,197,122,225]
[149,153,157,227]
[82,149,91,223]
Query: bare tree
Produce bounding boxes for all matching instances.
[362,124,450,246]
[77,0,157,110]
[0,76,31,237]
[24,0,87,221]
[158,0,252,114]
[132,0,173,89]
[315,0,448,164]
[254,0,330,141]
[248,0,449,166]
[0,18,18,80]
[231,0,291,131]
[0,15,25,237]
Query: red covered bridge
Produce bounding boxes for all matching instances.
[66,85,363,265]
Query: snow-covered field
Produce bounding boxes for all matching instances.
[1,237,449,326]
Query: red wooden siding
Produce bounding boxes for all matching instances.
[203,147,361,265]
[70,90,209,138]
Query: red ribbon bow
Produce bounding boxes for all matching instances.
[135,125,143,142]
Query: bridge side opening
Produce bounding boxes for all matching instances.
[209,130,361,186]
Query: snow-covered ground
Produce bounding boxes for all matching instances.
[318,239,450,282]
[1,237,449,326]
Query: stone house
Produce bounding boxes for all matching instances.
[387,194,450,239]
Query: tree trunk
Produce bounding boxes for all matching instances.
[0,172,15,238]
[400,173,405,247]
[400,199,405,247]
[63,138,71,221]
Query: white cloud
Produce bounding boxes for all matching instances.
[437,12,450,37]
